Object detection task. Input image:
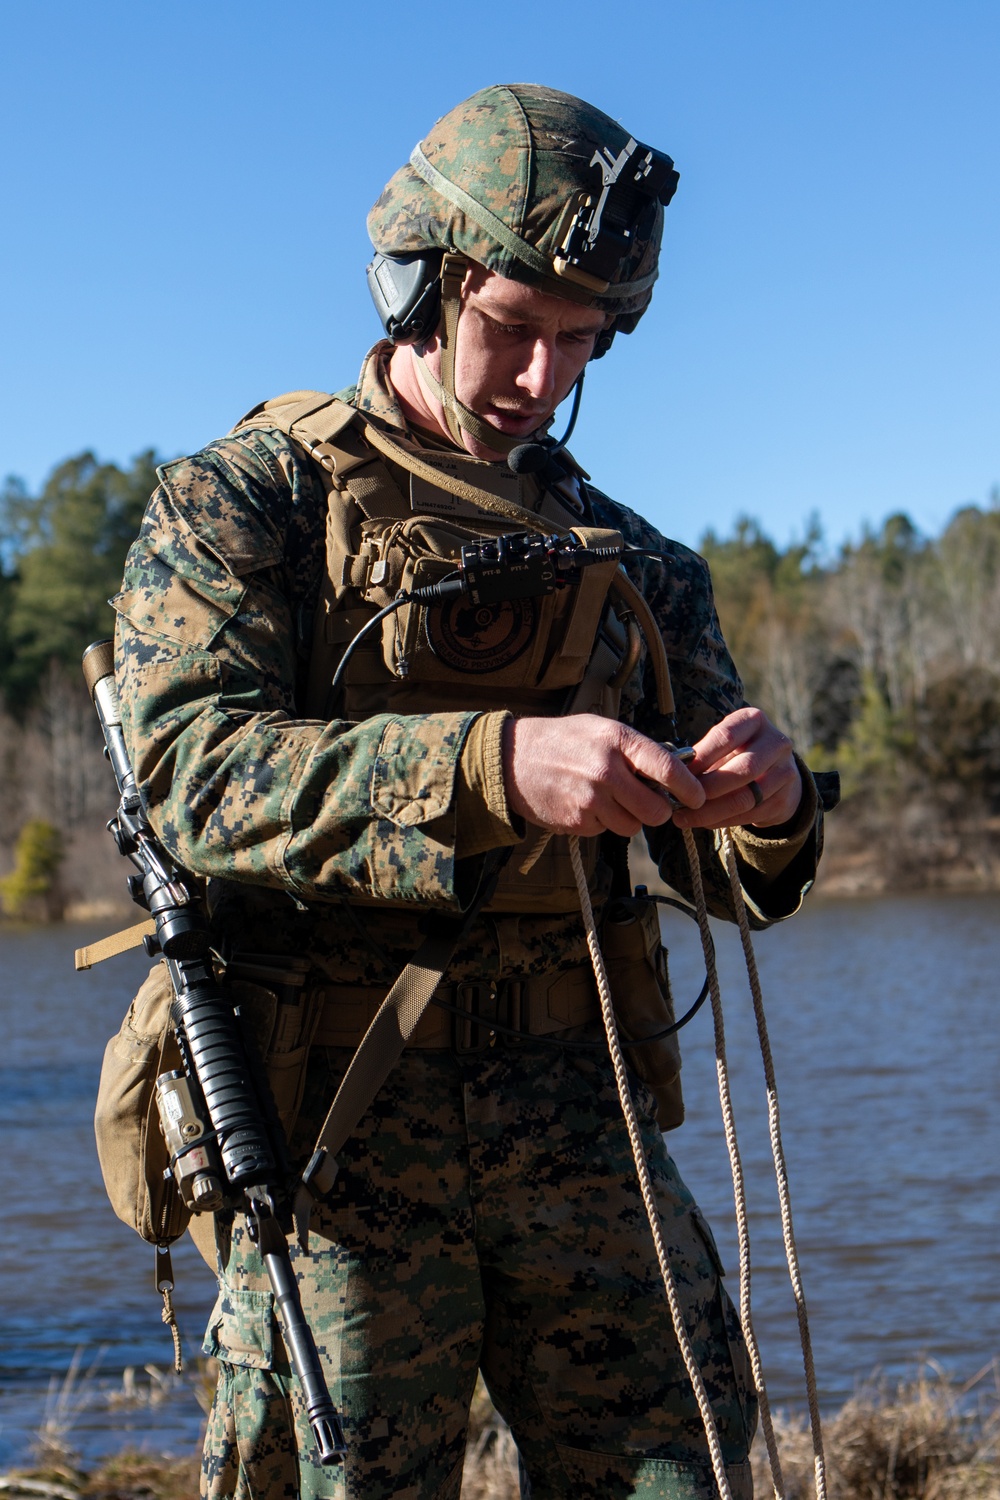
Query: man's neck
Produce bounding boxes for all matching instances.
[386,344,455,447]
[385,343,513,462]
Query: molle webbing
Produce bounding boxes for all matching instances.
[231,391,674,718]
[305,965,601,1049]
[233,392,410,519]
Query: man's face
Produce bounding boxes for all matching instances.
[428,264,609,459]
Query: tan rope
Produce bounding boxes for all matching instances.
[607,571,675,718]
[682,829,786,1499]
[569,835,735,1500]
[721,831,828,1500]
[518,828,552,875]
[160,1284,183,1375]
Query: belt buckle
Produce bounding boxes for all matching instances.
[452,980,521,1054]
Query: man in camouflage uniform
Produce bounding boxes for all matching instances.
[114,85,822,1499]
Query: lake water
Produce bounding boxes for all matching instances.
[0,894,998,1466]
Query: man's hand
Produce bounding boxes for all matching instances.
[503,716,705,837]
[503,709,802,837]
[670,707,801,831]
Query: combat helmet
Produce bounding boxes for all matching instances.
[367,83,678,453]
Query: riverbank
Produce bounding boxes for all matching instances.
[1,1371,996,1499]
[623,796,1000,901]
[4,899,998,1480]
[5,798,1000,928]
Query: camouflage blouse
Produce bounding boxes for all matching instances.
[112,346,820,983]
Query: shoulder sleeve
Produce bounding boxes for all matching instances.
[113,429,484,911]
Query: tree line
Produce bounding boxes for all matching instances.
[1,449,998,908]
[0,452,160,913]
[700,499,1000,887]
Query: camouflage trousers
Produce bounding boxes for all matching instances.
[200,1039,756,1500]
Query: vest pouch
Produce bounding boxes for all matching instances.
[487,831,601,914]
[95,964,320,1249]
[94,961,191,1246]
[600,896,684,1130]
[348,515,622,695]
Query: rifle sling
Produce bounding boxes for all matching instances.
[292,868,503,1250]
[74,917,156,971]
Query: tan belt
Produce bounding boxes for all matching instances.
[307,966,601,1052]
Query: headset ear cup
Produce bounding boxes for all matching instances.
[366,252,444,344]
[591,325,616,360]
[396,276,441,345]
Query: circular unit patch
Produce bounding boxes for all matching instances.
[425,596,536,674]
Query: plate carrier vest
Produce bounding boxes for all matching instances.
[232,391,675,914]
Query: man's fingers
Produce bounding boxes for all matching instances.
[686,709,797,812]
[504,715,703,836]
[672,761,801,830]
[695,753,770,802]
[687,707,764,774]
[504,712,800,838]
[672,784,771,829]
[624,734,705,811]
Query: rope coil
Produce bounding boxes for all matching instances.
[721,832,828,1500]
[569,835,735,1500]
[569,825,828,1500]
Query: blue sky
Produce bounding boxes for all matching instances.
[2,0,997,553]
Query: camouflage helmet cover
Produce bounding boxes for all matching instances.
[367,83,678,337]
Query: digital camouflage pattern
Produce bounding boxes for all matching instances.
[367,84,669,332]
[114,342,820,983]
[201,1044,755,1500]
[113,343,821,1498]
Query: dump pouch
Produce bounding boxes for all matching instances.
[600,895,684,1130]
[94,961,190,1245]
[94,961,318,1249]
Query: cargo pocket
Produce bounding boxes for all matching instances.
[201,1287,301,1500]
[554,1444,753,1500]
[690,1206,759,1462]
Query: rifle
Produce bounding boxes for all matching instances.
[82,639,346,1465]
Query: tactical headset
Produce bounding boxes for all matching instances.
[365,128,676,455]
[366,250,617,360]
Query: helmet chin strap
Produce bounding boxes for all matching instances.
[415,252,530,460]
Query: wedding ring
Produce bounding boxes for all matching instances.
[748,779,764,807]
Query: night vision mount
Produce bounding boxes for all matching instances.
[553,137,678,290]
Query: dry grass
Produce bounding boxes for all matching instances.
[0,1455,200,1500]
[460,1378,519,1499]
[2,1364,997,1499]
[752,1366,1000,1500]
